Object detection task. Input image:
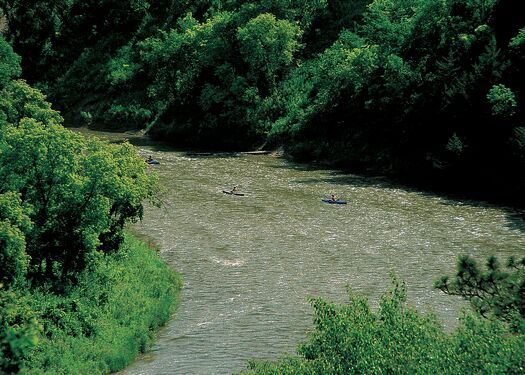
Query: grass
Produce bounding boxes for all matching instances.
[19,232,182,374]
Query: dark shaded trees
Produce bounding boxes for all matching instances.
[2,0,524,203]
[267,0,524,203]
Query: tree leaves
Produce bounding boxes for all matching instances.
[435,255,525,331]
[0,90,158,285]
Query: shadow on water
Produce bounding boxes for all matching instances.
[74,127,242,157]
[294,169,525,235]
[504,211,525,234]
[124,137,174,152]
[128,139,241,158]
[76,127,525,235]
[294,174,396,189]
[437,197,525,234]
[182,152,243,159]
[123,137,244,158]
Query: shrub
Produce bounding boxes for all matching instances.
[0,288,40,374]
[243,278,525,374]
[22,233,182,374]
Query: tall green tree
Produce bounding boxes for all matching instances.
[0,49,158,285]
[0,192,31,288]
[0,120,158,285]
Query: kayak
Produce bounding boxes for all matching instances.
[223,190,245,196]
[146,159,160,165]
[322,199,347,205]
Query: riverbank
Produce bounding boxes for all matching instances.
[13,232,182,374]
[73,125,525,209]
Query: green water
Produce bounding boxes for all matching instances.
[83,130,525,375]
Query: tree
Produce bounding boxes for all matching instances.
[0,192,31,289]
[0,120,158,285]
[0,0,70,83]
[237,13,302,86]
[0,79,63,128]
[487,83,517,118]
[0,36,20,89]
[0,288,40,374]
[0,29,158,287]
[435,255,525,331]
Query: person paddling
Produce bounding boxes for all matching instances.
[231,186,239,194]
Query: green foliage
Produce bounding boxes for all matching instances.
[0,26,177,374]
[2,0,324,147]
[0,79,63,128]
[263,0,525,197]
[3,0,525,202]
[0,288,40,374]
[103,8,305,147]
[0,73,159,286]
[0,0,70,83]
[0,120,158,285]
[107,103,152,125]
[361,0,421,51]
[79,111,92,126]
[294,279,448,374]
[435,255,525,331]
[237,13,302,84]
[446,133,465,156]
[487,84,517,118]
[302,0,370,55]
[243,279,525,374]
[509,27,525,50]
[2,233,181,374]
[0,36,21,89]
[0,192,32,288]
[0,0,151,84]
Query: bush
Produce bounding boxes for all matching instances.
[0,288,40,374]
[243,278,525,374]
[17,233,182,374]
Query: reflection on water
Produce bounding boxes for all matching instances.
[79,130,525,375]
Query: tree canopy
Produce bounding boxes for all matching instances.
[0,35,158,289]
[0,33,161,372]
[2,0,523,203]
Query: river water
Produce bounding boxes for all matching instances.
[83,130,525,375]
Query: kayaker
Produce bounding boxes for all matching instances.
[330,194,336,202]
[145,155,153,163]
[231,186,239,194]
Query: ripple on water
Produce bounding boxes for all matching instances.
[113,147,525,375]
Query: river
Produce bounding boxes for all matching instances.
[81,130,525,375]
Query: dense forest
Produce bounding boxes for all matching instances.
[1,0,525,373]
[1,0,524,205]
